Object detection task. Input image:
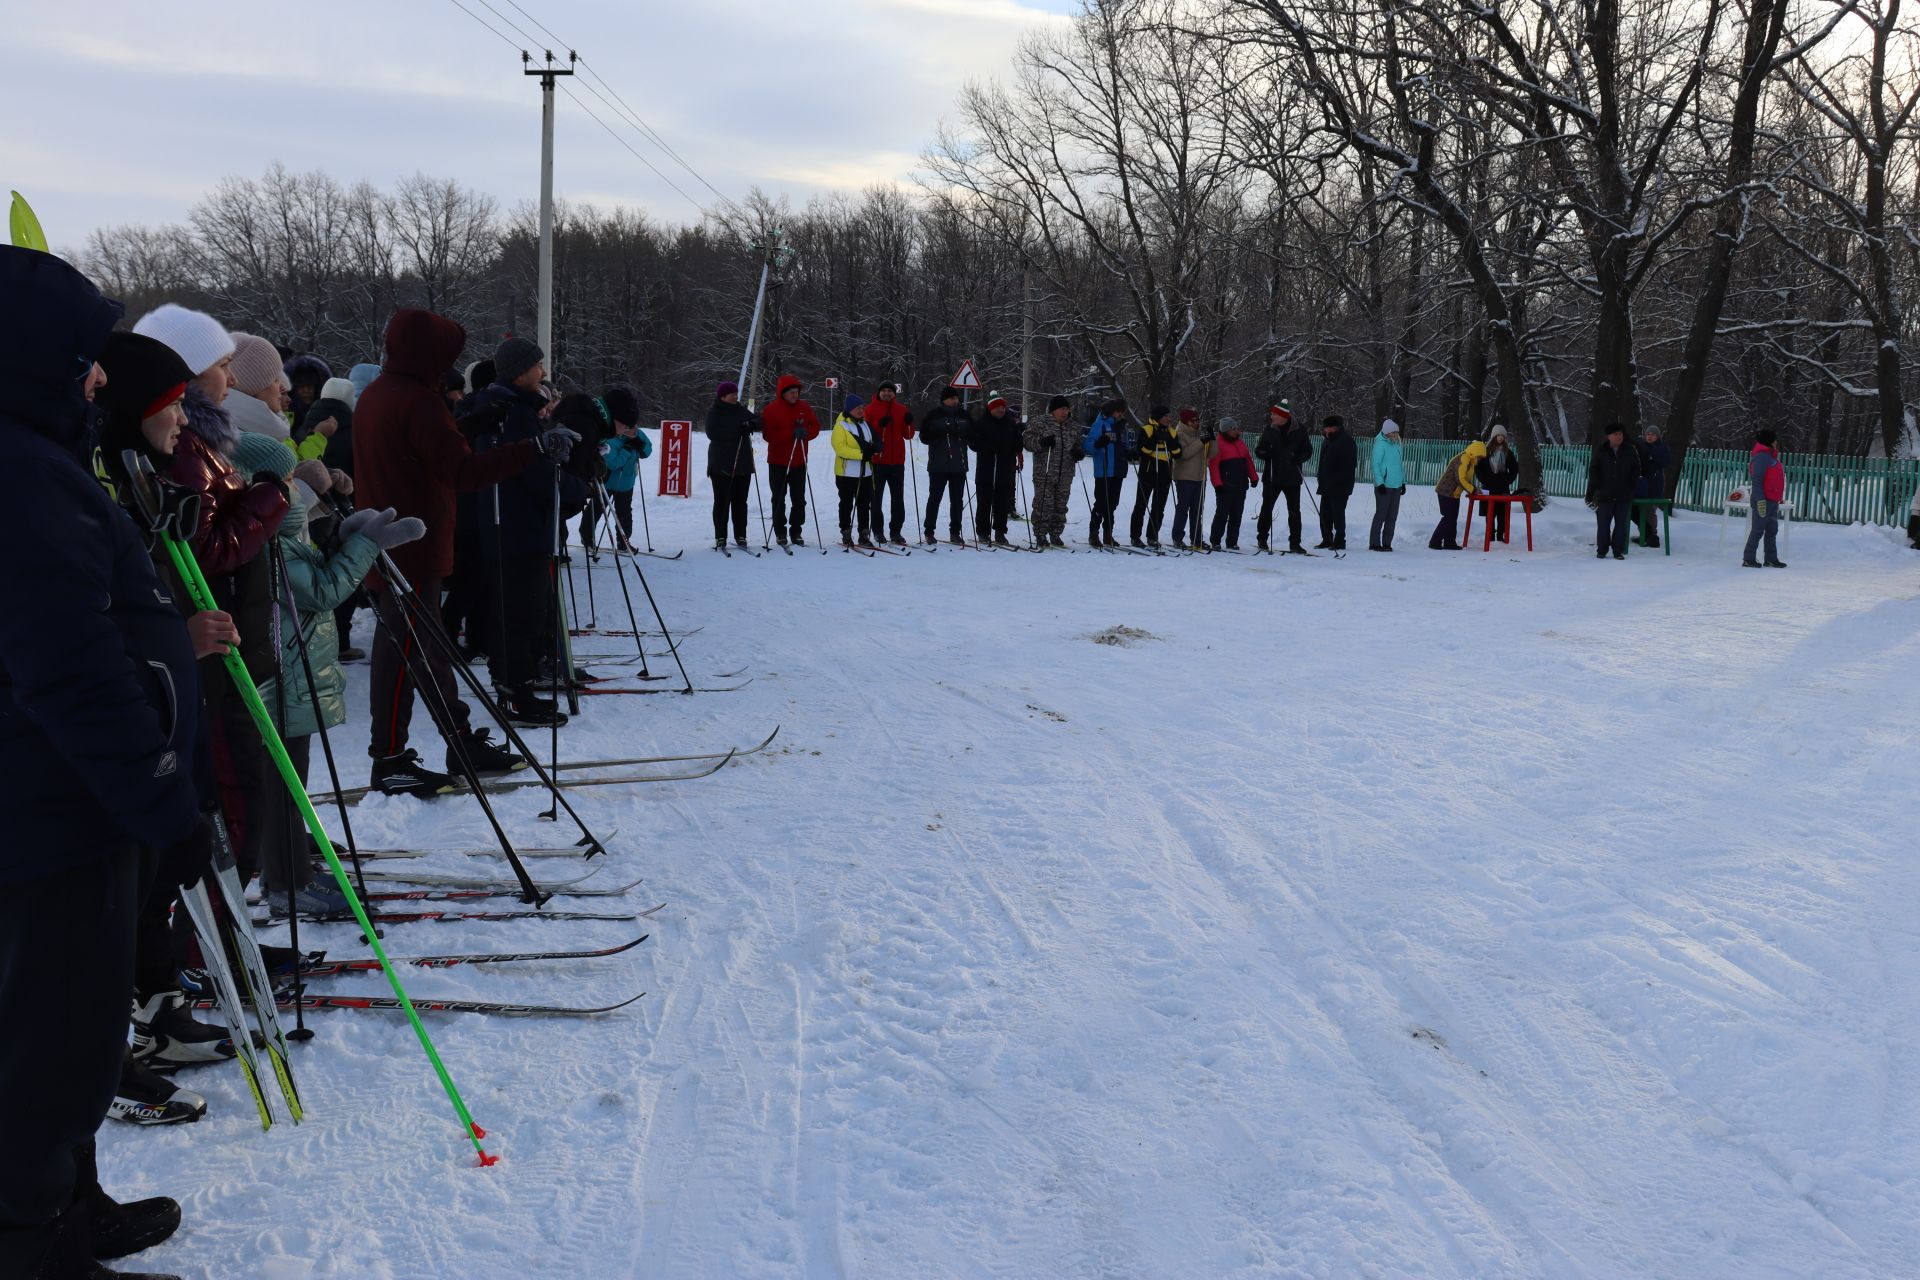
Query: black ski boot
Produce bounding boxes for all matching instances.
[791,531,807,547]
[130,990,236,1070]
[448,727,527,777]
[370,748,458,797]
[499,687,568,729]
[1048,532,1065,548]
[1,1201,184,1280]
[994,534,1012,548]
[859,534,877,549]
[1257,536,1270,552]
[1130,535,1146,548]
[109,1052,206,1127]
[1766,558,1788,568]
[267,882,354,921]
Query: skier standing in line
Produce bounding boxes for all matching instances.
[919,387,973,544]
[1080,399,1134,547]
[0,246,203,1279]
[760,374,822,547]
[969,395,1025,546]
[831,394,881,548]
[705,382,760,549]
[1315,415,1358,551]
[1253,399,1312,553]
[1128,405,1177,548]
[1023,395,1078,548]
[1169,408,1215,550]
[862,382,915,545]
[1207,417,1258,550]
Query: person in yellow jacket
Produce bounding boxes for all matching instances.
[1429,440,1486,549]
[1128,405,1178,547]
[831,394,882,548]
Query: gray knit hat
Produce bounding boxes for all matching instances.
[493,336,544,386]
[1218,416,1241,433]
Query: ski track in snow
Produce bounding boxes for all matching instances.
[102,438,1920,1278]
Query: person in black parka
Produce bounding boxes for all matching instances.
[1254,400,1313,552]
[919,388,973,543]
[705,381,760,547]
[0,247,205,1279]
[1315,415,1358,550]
[1585,421,1642,558]
[968,396,1025,545]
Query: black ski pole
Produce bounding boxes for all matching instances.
[800,443,829,555]
[634,444,654,553]
[595,480,655,678]
[625,554,694,693]
[546,462,565,820]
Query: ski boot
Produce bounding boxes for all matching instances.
[130,990,238,1070]
[267,882,355,922]
[110,1052,206,1127]
[498,687,568,729]
[448,727,527,777]
[370,748,458,797]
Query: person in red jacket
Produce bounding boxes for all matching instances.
[1207,417,1258,550]
[862,381,915,544]
[353,309,548,795]
[1743,428,1789,568]
[759,373,821,546]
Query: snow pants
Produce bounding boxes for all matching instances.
[710,471,751,542]
[1092,476,1124,541]
[925,472,965,538]
[1257,479,1302,549]
[0,845,149,1232]
[975,458,1017,540]
[1130,467,1171,541]
[1430,495,1461,549]
[1319,488,1351,548]
[1743,502,1780,564]
[369,574,471,759]
[1210,482,1251,547]
[1030,452,1073,538]
[768,464,807,540]
[874,464,908,539]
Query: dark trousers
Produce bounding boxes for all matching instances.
[610,490,634,546]
[207,676,270,884]
[492,554,551,692]
[369,575,469,759]
[836,475,877,539]
[1172,479,1204,544]
[975,461,1017,539]
[875,464,907,538]
[1319,489,1351,548]
[1130,468,1171,540]
[262,734,313,894]
[710,471,751,541]
[1257,479,1302,548]
[1486,492,1512,541]
[0,845,148,1229]
[925,473,964,537]
[1092,475,1124,539]
[1596,499,1632,554]
[1210,483,1251,546]
[1369,486,1402,549]
[768,463,807,538]
[1430,495,1461,548]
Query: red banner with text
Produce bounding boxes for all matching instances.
[659,420,692,497]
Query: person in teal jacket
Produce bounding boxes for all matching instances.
[1368,419,1407,552]
[1080,399,1135,546]
[601,420,651,550]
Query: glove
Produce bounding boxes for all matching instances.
[1040,437,1056,450]
[330,469,353,497]
[1098,433,1114,447]
[292,459,332,495]
[540,425,581,463]
[636,434,653,459]
[1585,497,1597,510]
[1070,444,1086,463]
[364,515,427,550]
[164,812,216,890]
[337,507,389,540]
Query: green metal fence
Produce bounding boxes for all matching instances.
[1295,437,1920,526]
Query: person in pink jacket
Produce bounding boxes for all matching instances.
[1743,428,1788,568]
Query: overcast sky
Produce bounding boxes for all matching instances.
[1,0,1076,253]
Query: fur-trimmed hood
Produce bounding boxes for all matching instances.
[181,385,239,458]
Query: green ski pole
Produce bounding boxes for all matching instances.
[160,530,496,1166]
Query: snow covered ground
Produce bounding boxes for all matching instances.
[101,436,1920,1279]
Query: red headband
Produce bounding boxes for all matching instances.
[143,382,187,419]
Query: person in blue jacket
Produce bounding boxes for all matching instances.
[0,246,206,1277]
[1081,398,1135,547]
[598,389,650,552]
[1369,419,1407,551]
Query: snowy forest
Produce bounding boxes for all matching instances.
[77,0,1920,491]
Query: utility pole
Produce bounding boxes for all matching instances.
[524,50,575,364]
[737,232,794,408]
[1021,265,1035,424]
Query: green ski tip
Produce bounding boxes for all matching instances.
[9,192,49,253]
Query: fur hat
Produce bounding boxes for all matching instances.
[493,337,543,386]
[229,333,287,398]
[132,303,234,378]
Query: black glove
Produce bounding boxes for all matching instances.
[1200,427,1216,443]
[1098,433,1114,447]
[164,812,216,890]
[1070,444,1087,463]
[1040,437,1056,450]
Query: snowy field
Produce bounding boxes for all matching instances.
[100,435,1920,1279]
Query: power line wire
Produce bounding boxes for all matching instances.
[443,0,525,53]
[557,83,709,215]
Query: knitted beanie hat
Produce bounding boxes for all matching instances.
[320,376,359,408]
[231,430,295,480]
[493,337,543,386]
[602,384,641,427]
[96,331,193,426]
[132,303,235,377]
[348,363,382,398]
[229,333,286,397]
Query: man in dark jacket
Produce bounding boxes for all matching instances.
[1585,421,1641,558]
[1254,400,1312,552]
[1315,415,1358,550]
[920,387,973,543]
[967,396,1025,545]
[0,246,203,1279]
[704,382,759,547]
[462,337,586,727]
[355,310,547,794]
[1635,425,1672,548]
[1128,405,1177,547]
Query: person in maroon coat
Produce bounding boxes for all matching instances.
[759,373,822,546]
[353,309,544,795]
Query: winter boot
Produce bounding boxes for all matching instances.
[714,536,727,551]
[56,1199,184,1279]
[109,1052,207,1127]
[499,687,568,729]
[1172,537,1186,550]
[130,990,236,1070]
[75,1139,183,1260]
[1766,558,1788,568]
[370,748,458,798]
[994,534,1012,547]
[1130,535,1146,549]
[791,531,807,547]
[447,728,527,777]
[734,536,750,549]
[1289,541,1307,554]
[859,534,877,549]
[1257,536,1270,551]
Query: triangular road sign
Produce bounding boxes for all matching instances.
[950,359,982,390]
